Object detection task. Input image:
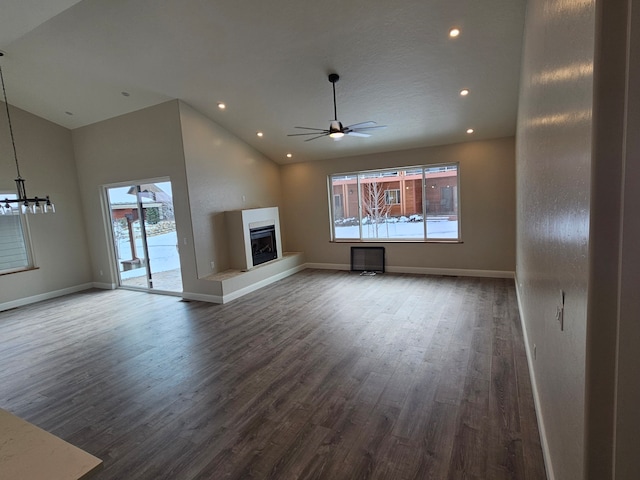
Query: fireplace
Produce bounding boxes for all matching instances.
[225,207,283,271]
[250,225,277,267]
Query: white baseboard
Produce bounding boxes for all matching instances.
[92,282,117,290]
[181,292,224,304]
[386,266,514,278]
[304,262,514,279]
[514,274,554,480]
[304,263,350,271]
[0,283,94,312]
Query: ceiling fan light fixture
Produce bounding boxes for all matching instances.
[329,120,344,138]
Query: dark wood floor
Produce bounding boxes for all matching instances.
[0,270,546,479]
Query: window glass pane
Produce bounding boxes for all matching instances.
[329,164,459,242]
[425,164,459,239]
[402,167,425,237]
[0,194,30,272]
[331,174,359,239]
[360,169,423,240]
[360,172,392,239]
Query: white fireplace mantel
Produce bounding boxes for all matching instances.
[225,207,282,271]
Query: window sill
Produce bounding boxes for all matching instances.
[0,266,39,277]
[330,239,463,244]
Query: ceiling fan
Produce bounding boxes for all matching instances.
[288,73,386,142]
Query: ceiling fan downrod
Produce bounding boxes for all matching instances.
[329,73,340,122]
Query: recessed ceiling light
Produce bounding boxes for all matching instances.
[121,91,130,97]
[217,103,226,110]
[257,132,264,137]
[286,153,292,158]
[449,28,461,38]
[460,89,469,96]
[466,128,474,134]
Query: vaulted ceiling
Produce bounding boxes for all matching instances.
[0,0,526,164]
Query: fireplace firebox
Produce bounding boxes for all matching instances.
[250,225,277,267]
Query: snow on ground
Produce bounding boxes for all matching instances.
[117,230,180,279]
[336,219,459,239]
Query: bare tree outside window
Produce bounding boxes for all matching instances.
[361,180,392,238]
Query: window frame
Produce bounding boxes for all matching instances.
[384,189,401,205]
[328,163,461,243]
[0,193,36,275]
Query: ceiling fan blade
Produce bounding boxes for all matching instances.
[345,121,377,129]
[346,131,371,138]
[293,126,328,131]
[349,125,387,132]
[288,131,330,137]
[304,133,330,142]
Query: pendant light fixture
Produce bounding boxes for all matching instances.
[0,53,54,215]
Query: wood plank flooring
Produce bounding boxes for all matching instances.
[0,270,546,479]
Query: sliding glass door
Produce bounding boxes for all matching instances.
[106,180,182,293]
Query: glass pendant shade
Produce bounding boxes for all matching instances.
[1,202,17,215]
[30,200,43,214]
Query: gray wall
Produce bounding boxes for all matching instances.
[0,103,91,307]
[179,102,282,280]
[280,137,516,274]
[516,0,594,478]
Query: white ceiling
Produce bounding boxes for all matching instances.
[0,0,526,164]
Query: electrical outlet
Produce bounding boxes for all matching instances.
[210,261,215,269]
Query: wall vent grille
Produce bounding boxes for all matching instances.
[351,247,385,273]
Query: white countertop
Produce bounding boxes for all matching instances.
[0,408,102,480]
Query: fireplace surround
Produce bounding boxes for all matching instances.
[225,207,282,271]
